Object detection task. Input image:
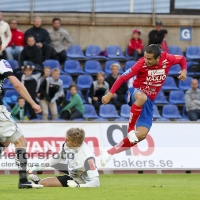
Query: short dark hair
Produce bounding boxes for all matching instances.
[69,83,77,90]
[145,44,161,59]
[17,96,24,102]
[52,18,61,23]
[0,37,2,45]
[27,35,35,41]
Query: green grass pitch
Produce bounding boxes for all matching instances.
[0,174,200,200]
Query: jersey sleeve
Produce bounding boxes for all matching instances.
[167,54,187,70]
[0,60,14,77]
[110,58,143,94]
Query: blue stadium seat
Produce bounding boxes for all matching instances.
[156,118,170,121]
[85,45,107,59]
[125,47,133,60]
[44,59,60,69]
[120,104,130,118]
[84,60,103,74]
[83,104,99,119]
[94,118,108,121]
[5,89,18,97]
[77,75,93,90]
[186,46,200,60]
[153,105,161,118]
[3,79,14,90]
[168,46,183,55]
[104,60,123,74]
[59,75,73,90]
[106,45,126,59]
[125,60,137,71]
[99,104,119,118]
[154,91,168,104]
[67,45,87,59]
[168,64,181,76]
[162,105,182,119]
[66,90,86,103]
[169,90,185,104]
[115,117,127,121]
[64,60,84,74]
[178,77,193,90]
[7,60,19,70]
[182,106,189,119]
[162,77,178,90]
[44,59,65,74]
[4,90,18,105]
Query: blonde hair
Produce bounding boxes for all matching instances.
[44,66,51,70]
[66,128,85,144]
[97,72,105,78]
[51,68,60,74]
[110,63,120,69]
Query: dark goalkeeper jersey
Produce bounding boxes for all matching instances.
[0,59,15,105]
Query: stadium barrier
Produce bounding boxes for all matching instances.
[0,122,200,174]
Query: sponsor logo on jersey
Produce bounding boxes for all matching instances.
[2,60,12,69]
[148,69,165,76]
[146,75,166,82]
[88,158,96,171]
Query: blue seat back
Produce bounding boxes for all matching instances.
[168,46,183,55]
[44,60,60,69]
[125,61,137,71]
[169,90,185,104]
[162,104,182,118]
[120,104,130,118]
[99,104,119,118]
[178,77,193,90]
[59,75,73,89]
[85,45,102,56]
[7,60,19,69]
[77,75,93,89]
[84,60,103,74]
[106,45,124,57]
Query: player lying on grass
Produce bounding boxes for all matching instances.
[101,44,187,166]
[27,128,100,188]
[0,36,43,189]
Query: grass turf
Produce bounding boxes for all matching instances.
[0,174,200,200]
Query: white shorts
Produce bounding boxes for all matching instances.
[0,105,23,143]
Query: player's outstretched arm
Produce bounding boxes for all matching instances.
[178,69,187,81]
[102,92,114,105]
[8,76,41,113]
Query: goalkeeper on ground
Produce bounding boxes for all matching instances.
[28,128,100,188]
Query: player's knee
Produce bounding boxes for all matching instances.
[135,92,147,104]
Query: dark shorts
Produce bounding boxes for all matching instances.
[56,175,73,187]
[126,87,154,130]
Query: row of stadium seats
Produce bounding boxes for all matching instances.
[4,102,189,121]
[1,88,188,107]
[2,74,195,91]
[66,44,200,61]
[8,58,200,77]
